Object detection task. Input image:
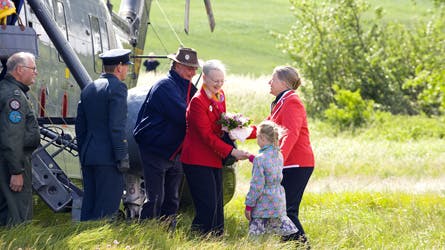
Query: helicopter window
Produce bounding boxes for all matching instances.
[54,1,68,40]
[89,15,103,74]
[53,1,69,63]
[101,22,110,52]
[23,2,35,28]
[23,2,49,45]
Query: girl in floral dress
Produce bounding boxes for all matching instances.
[245,120,298,237]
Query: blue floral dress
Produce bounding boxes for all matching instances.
[245,145,298,236]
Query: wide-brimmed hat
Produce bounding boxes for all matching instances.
[167,47,202,68]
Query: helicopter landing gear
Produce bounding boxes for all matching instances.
[122,173,145,220]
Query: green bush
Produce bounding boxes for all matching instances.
[324,85,374,130]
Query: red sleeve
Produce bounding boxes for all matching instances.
[279,100,305,163]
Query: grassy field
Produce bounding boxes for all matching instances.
[362,0,435,25]
[0,191,443,249]
[1,1,444,249]
[138,0,294,76]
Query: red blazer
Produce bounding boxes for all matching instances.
[250,90,315,167]
[180,88,233,168]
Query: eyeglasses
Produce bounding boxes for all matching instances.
[208,77,225,84]
[21,65,37,73]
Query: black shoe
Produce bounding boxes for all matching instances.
[282,233,310,249]
[167,218,177,233]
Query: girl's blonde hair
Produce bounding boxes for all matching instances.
[257,120,281,146]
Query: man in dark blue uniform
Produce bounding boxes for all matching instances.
[133,47,200,227]
[75,49,132,221]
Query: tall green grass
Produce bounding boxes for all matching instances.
[1,192,443,249]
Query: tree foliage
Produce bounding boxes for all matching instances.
[277,0,445,117]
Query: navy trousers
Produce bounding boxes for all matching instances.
[281,167,313,235]
[183,164,224,236]
[139,152,183,220]
[80,165,124,221]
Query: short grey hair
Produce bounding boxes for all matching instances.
[203,59,226,76]
[6,52,35,73]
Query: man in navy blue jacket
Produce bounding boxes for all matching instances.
[134,47,200,226]
[75,49,132,221]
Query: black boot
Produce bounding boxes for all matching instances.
[282,232,311,249]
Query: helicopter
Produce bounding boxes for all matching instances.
[0,0,236,220]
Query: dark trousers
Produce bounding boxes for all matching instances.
[281,167,313,235]
[183,164,224,236]
[0,156,32,226]
[139,152,183,220]
[80,165,124,221]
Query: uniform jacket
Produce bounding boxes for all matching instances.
[245,145,287,218]
[0,75,40,175]
[133,69,197,160]
[180,88,233,168]
[75,73,128,166]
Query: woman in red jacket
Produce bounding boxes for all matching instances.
[181,60,249,236]
[251,66,314,243]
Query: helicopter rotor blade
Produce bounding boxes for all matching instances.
[204,0,215,32]
[184,0,190,34]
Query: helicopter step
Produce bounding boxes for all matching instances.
[32,127,83,220]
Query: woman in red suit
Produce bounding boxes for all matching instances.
[181,60,249,236]
[251,66,314,243]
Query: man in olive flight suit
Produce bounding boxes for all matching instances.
[0,52,40,226]
[75,49,131,221]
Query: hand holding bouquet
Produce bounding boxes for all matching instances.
[218,112,253,142]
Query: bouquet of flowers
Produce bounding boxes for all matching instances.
[218,112,253,142]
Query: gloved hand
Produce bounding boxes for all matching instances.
[117,154,130,173]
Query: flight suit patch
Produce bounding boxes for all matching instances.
[13,90,21,96]
[9,99,21,110]
[8,111,22,123]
